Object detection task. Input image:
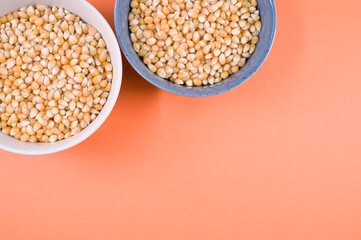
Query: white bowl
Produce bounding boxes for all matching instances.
[0,0,122,155]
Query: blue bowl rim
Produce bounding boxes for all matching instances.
[114,0,277,97]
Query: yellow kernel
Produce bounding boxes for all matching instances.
[92,75,102,85]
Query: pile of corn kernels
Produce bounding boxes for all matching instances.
[129,0,261,86]
[0,5,112,143]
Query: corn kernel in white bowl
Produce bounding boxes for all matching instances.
[0,0,122,155]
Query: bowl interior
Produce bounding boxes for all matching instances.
[115,0,276,97]
[0,0,122,155]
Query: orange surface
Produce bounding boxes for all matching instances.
[1,0,361,239]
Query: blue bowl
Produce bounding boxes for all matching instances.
[115,0,276,97]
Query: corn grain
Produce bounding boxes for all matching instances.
[129,0,261,86]
[0,5,113,143]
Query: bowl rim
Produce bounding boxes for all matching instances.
[0,0,122,155]
[114,0,277,97]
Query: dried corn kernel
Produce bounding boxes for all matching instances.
[0,5,113,143]
[129,0,261,86]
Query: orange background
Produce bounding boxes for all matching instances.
[1,0,361,239]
